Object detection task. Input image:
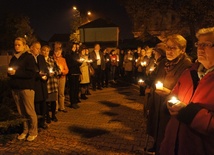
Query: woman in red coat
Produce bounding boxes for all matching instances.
[160,27,214,155]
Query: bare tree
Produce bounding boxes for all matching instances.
[119,0,214,44]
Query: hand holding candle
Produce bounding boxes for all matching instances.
[8,67,16,75]
[138,79,145,86]
[49,67,54,76]
[167,96,186,115]
[141,61,147,66]
[168,96,180,106]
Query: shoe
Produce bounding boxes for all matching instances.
[86,91,91,95]
[71,104,79,109]
[46,116,51,124]
[97,87,102,90]
[17,133,27,140]
[92,88,96,91]
[80,94,88,100]
[27,135,37,141]
[52,116,58,122]
[59,109,67,113]
[40,124,48,129]
[144,147,156,155]
[77,99,81,103]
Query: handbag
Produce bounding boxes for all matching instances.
[89,65,95,76]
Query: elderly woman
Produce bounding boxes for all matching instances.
[41,45,61,123]
[145,34,192,154]
[160,27,214,155]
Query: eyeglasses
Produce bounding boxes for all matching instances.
[195,42,214,48]
[166,45,179,51]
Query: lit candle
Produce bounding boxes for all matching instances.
[138,79,144,83]
[87,59,93,63]
[141,61,147,66]
[135,59,138,62]
[129,58,133,60]
[8,67,13,71]
[168,96,180,105]
[79,58,85,62]
[106,58,109,61]
[149,67,154,72]
[49,67,54,73]
[156,81,163,90]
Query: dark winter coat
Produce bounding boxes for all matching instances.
[146,54,192,153]
[8,52,36,90]
[34,54,48,102]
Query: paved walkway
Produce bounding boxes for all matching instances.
[0,82,153,155]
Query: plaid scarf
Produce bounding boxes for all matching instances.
[164,54,184,72]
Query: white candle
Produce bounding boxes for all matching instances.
[156,81,163,90]
[168,96,180,105]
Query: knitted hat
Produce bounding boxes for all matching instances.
[153,42,166,57]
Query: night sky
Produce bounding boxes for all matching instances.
[1,0,133,41]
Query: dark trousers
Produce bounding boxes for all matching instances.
[92,65,102,89]
[101,68,109,87]
[35,100,46,127]
[46,101,56,119]
[68,75,80,104]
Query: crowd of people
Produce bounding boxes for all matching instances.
[7,26,214,155]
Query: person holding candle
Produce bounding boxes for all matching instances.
[102,48,111,88]
[30,41,49,130]
[136,49,147,96]
[123,49,134,83]
[160,27,214,155]
[79,45,90,99]
[41,45,61,122]
[8,37,38,141]
[145,34,192,154]
[89,43,105,91]
[110,50,118,83]
[53,47,69,113]
[65,42,82,109]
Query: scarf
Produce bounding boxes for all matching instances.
[164,54,184,72]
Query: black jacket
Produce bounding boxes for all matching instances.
[34,54,48,102]
[8,52,36,90]
[65,50,81,75]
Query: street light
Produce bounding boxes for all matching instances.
[87,11,91,16]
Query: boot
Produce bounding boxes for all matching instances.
[86,90,91,95]
[80,94,88,100]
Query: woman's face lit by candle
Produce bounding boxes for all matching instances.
[41,46,50,58]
